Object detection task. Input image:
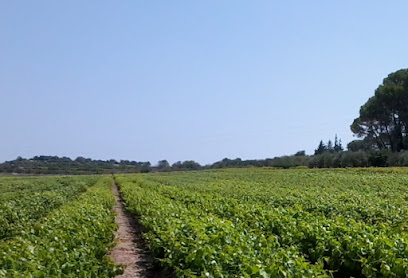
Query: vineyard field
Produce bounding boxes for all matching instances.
[117,168,408,277]
[0,175,121,277]
[2,168,408,277]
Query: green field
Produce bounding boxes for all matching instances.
[2,168,408,277]
[0,175,121,277]
[117,168,408,277]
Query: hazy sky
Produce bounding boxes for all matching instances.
[1,1,408,165]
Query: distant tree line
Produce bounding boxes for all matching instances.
[3,149,408,175]
[207,151,408,169]
[0,156,205,175]
[154,160,202,172]
[0,156,152,175]
[208,132,408,169]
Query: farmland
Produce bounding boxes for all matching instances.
[117,168,408,277]
[0,176,121,277]
[2,168,408,277]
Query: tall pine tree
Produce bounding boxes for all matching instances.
[334,134,343,152]
[314,140,327,155]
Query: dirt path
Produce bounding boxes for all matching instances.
[109,181,172,278]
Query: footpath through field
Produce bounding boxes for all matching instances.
[109,179,172,278]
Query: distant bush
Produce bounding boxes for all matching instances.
[340,151,368,167]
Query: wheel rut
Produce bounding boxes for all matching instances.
[108,180,172,278]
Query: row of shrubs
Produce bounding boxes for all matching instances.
[272,150,408,169]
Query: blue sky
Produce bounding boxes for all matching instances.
[1,1,407,165]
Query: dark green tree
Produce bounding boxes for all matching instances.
[351,69,408,152]
[157,160,170,171]
[140,162,151,173]
[314,140,327,155]
[334,134,343,152]
[295,150,306,156]
[347,139,375,152]
[327,140,334,152]
[181,160,201,170]
[171,160,201,171]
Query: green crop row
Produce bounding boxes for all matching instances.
[0,176,121,277]
[0,176,92,194]
[117,177,329,278]
[0,176,98,240]
[152,184,408,277]
[145,169,408,227]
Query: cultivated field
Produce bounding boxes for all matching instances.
[0,176,121,277]
[2,168,408,277]
[117,168,408,277]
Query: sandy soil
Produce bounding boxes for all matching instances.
[108,181,173,278]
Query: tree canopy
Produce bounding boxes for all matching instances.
[314,135,343,155]
[351,69,408,152]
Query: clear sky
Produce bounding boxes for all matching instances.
[1,1,407,165]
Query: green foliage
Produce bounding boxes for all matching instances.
[157,160,171,171]
[117,174,328,277]
[347,139,373,152]
[351,68,408,152]
[315,140,327,155]
[294,150,306,156]
[0,176,121,277]
[0,176,98,240]
[172,160,202,171]
[116,168,408,277]
[315,136,343,155]
[0,156,152,175]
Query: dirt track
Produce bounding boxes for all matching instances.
[108,181,172,278]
